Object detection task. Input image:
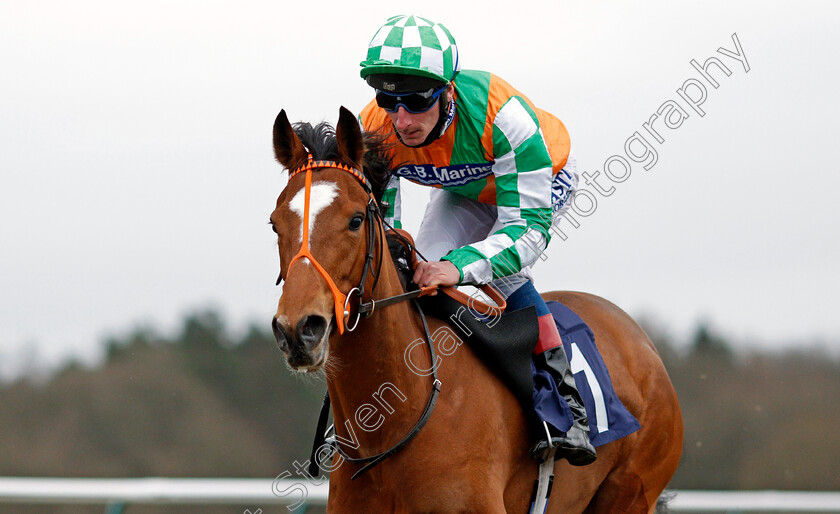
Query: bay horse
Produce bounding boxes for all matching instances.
[269,107,683,513]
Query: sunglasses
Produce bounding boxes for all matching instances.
[375,84,448,114]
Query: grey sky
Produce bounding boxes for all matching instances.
[2,1,839,377]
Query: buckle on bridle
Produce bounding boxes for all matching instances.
[343,287,363,332]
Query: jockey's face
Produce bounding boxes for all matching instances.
[385,86,450,147]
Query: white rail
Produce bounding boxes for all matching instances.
[1,478,840,511]
[670,490,840,511]
[0,478,327,505]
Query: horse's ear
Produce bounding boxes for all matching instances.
[336,106,365,170]
[273,109,309,171]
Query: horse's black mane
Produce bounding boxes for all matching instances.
[292,121,395,205]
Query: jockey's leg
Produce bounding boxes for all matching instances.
[503,281,597,466]
[414,183,595,465]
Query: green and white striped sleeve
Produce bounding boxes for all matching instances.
[442,96,554,284]
[358,111,403,230]
[381,174,402,229]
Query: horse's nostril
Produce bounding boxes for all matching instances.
[297,315,329,346]
[272,317,290,351]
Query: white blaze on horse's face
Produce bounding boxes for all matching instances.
[288,180,339,249]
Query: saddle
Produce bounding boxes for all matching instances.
[387,231,641,451]
[387,230,539,411]
[309,230,639,482]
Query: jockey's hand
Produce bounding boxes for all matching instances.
[413,260,460,290]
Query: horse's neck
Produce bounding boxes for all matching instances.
[325,259,434,450]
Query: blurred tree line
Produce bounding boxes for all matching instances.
[0,309,838,512]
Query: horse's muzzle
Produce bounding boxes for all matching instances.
[272,314,330,370]
[271,316,292,353]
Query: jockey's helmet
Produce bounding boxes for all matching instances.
[360,15,460,93]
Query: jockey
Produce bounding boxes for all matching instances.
[358,15,596,466]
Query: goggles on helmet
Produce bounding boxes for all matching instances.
[375,84,448,114]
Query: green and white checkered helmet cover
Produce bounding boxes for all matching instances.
[360,15,460,84]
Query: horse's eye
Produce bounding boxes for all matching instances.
[349,214,364,231]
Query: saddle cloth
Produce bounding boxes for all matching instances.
[543,301,640,447]
[419,294,640,448]
[387,230,639,447]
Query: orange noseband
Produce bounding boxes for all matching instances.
[286,159,376,334]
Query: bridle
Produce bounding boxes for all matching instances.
[281,157,463,331]
[280,156,443,480]
[279,156,506,480]
[282,157,383,334]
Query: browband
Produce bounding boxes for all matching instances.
[290,157,372,194]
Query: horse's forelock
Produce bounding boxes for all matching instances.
[290,119,395,208]
[292,121,340,162]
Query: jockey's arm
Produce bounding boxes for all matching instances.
[381,174,402,229]
[439,96,555,286]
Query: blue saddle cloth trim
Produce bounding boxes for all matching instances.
[542,301,641,447]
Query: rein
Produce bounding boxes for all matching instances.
[283,159,507,331]
[315,299,442,481]
[285,157,506,480]
[285,157,442,480]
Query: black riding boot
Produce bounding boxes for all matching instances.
[530,346,597,466]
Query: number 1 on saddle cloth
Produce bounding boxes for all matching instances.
[504,281,597,465]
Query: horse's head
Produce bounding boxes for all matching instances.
[269,107,386,372]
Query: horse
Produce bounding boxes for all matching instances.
[268,106,683,513]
